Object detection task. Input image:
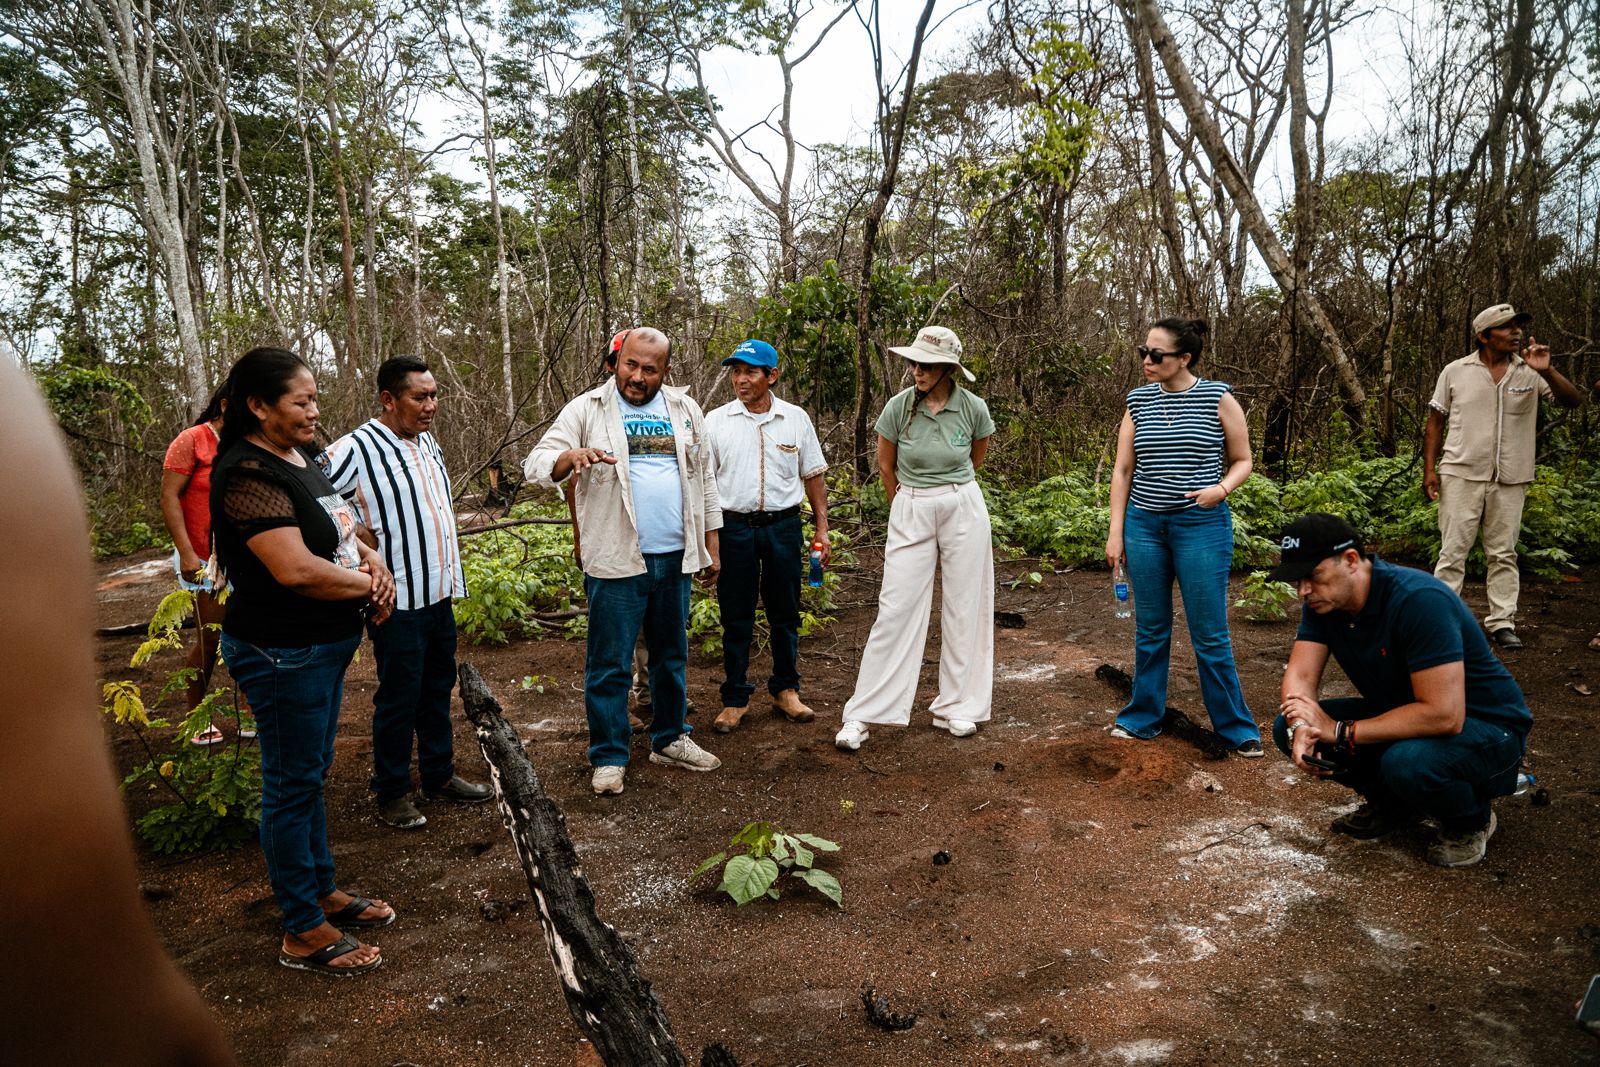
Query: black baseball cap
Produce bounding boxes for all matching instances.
[1265,513,1364,583]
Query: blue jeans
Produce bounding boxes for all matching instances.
[716,513,803,707]
[1117,504,1257,747]
[1271,699,1525,833]
[368,599,458,801]
[221,631,361,935]
[585,552,692,767]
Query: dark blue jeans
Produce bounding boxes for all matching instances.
[716,513,803,707]
[368,598,458,801]
[221,631,361,935]
[1271,698,1525,833]
[585,552,692,767]
[1117,503,1258,747]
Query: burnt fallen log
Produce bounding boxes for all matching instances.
[1093,664,1230,760]
[458,662,695,1067]
[97,616,195,637]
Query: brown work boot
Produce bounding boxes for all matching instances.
[713,706,749,733]
[772,689,815,723]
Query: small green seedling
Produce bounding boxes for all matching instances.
[692,820,842,907]
[1235,570,1299,622]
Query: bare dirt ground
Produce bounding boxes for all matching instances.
[95,548,1600,1067]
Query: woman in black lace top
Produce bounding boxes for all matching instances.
[211,347,396,976]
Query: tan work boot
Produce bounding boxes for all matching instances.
[772,689,815,723]
[713,706,749,733]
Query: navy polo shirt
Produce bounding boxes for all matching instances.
[1296,557,1531,735]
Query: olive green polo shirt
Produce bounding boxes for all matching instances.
[1428,351,1553,485]
[875,385,995,487]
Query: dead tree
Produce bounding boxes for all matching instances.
[457,662,690,1067]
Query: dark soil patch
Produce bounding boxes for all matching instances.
[97,548,1600,1066]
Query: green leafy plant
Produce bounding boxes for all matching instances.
[455,502,585,645]
[691,820,843,907]
[104,589,260,854]
[1234,570,1299,622]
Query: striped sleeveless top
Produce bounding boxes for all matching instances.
[1126,378,1232,512]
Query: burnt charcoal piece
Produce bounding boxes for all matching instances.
[933,850,952,865]
[479,898,525,923]
[1531,788,1551,807]
[995,611,1026,628]
[1093,664,1230,760]
[700,1044,741,1067]
[861,984,918,1031]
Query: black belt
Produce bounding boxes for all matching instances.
[723,505,801,528]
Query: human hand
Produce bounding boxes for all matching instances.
[178,551,205,580]
[814,531,833,567]
[565,447,617,474]
[1104,535,1124,572]
[1185,484,1228,509]
[1523,335,1551,372]
[360,557,396,614]
[1423,471,1440,501]
[1281,693,1335,776]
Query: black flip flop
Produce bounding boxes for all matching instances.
[325,895,396,929]
[279,933,382,977]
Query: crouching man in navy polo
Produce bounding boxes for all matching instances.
[1268,513,1531,868]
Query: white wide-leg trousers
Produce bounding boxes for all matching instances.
[842,481,994,726]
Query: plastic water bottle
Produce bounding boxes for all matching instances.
[1113,561,1132,618]
[808,541,825,588]
[1514,772,1536,796]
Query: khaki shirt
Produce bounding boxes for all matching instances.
[1428,352,1552,485]
[875,385,995,488]
[524,382,722,579]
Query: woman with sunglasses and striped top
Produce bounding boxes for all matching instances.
[1104,317,1261,756]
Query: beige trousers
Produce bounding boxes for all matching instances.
[1434,474,1528,633]
[842,481,994,726]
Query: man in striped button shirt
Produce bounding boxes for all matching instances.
[327,355,490,829]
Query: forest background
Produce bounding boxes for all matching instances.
[3,0,1599,631]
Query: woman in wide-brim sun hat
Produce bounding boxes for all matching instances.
[835,325,996,751]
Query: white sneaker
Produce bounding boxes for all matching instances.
[835,721,869,750]
[591,766,626,795]
[649,735,721,771]
[933,717,977,738]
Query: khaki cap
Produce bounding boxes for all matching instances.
[887,325,975,382]
[1472,303,1532,335]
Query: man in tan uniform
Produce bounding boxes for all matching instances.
[1423,303,1582,649]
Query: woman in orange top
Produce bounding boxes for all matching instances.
[160,386,248,744]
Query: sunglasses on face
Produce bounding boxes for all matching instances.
[907,360,945,373]
[1136,346,1182,363]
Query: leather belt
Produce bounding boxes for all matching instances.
[722,505,801,528]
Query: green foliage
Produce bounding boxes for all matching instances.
[455,503,585,645]
[37,365,153,439]
[691,820,843,907]
[104,592,260,855]
[1234,571,1299,622]
[984,471,1108,565]
[745,260,941,413]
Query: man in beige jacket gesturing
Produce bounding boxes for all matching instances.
[525,327,723,795]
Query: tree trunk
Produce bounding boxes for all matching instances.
[1131,0,1367,420]
[851,0,938,478]
[1118,0,1193,311]
[456,663,689,1067]
[84,0,210,415]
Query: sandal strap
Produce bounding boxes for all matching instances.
[327,896,376,924]
[295,933,364,967]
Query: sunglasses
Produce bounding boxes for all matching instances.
[906,359,947,372]
[1136,345,1184,363]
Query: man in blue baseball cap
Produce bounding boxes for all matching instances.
[703,339,830,732]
